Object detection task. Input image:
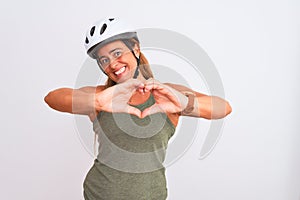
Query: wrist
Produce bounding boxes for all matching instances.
[94,93,103,111]
[181,91,195,115]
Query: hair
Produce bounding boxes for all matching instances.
[103,38,154,88]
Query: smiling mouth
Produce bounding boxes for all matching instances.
[114,66,126,76]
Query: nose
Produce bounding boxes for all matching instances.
[109,58,119,69]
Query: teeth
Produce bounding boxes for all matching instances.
[115,67,125,75]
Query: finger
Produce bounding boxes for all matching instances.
[114,79,144,96]
[141,104,163,118]
[136,83,145,92]
[150,85,184,107]
[144,79,176,95]
[144,82,164,93]
[137,87,146,94]
[123,79,144,89]
[143,78,162,92]
[126,80,145,95]
[126,105,142,118]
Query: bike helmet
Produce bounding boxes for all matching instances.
[84,17,139,59]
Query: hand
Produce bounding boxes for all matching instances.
[95,79,145,118]
[141,78,188,118]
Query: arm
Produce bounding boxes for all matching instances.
[44,79,145,120]
[165,83,232,119]
[44,86,105,118]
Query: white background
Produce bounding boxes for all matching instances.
[1,0,299,199]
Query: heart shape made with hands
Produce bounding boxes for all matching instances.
[96,78,188,118]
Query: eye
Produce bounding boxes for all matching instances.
[99,57,109,66]
[113,50,122,58]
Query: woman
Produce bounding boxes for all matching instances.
[44,18,232,200]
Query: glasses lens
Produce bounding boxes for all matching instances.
[96,48,131,70]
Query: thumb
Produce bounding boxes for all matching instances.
[141,104,163,118]
[126,105,142,118]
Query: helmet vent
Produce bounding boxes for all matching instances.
[90,26,95,36]
[109,18,115,21]
[85,37,89,44]
[100,23,107,35]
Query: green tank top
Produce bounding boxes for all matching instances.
[83,94,176,200]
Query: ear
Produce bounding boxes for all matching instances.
[132,43,140,58]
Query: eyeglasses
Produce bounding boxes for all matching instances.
[96,48,130,69]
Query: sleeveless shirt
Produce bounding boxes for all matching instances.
[83,94,176,200]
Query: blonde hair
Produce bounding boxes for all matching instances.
[104,39,154,88]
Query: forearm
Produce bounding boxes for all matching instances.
[44,88,96,115]
[183,95,232,119]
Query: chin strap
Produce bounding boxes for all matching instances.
[132,51,140,79]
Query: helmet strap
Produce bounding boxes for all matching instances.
[132,51,140,79]
[122,39,141,79]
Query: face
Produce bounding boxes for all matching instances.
[96,40,140,83]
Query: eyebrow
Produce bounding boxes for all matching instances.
[98,48,122,60]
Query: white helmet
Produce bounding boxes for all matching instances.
[84,17,138,58]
